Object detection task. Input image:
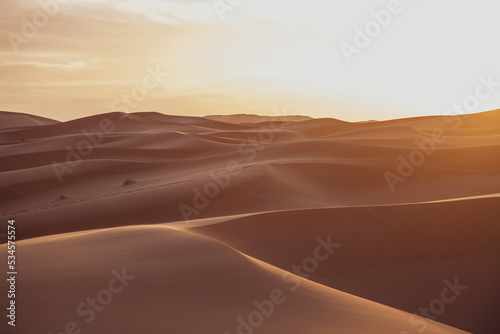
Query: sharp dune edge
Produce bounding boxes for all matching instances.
[1,110,500,333]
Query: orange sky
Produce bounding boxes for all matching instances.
[1,0,500,121]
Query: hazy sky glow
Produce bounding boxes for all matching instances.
[1,0,500,121]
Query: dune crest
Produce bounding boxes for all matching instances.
[1,110,499,333]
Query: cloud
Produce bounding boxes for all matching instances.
[1,0,500,121]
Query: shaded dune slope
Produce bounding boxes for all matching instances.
[4,225,468,334]
[1,110,499,333]
[1,110,500,241]
[190,196,500,333]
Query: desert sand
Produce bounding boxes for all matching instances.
[1,109,499,333]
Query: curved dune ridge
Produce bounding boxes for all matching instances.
[10,225,467,334]
[1,109,500,333]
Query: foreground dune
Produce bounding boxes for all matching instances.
[188,196,500,333]
[4,225,468,334]
[1,109,499,333]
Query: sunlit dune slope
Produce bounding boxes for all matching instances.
[1,225,469,334]
[189,196,500,333]
[1,110,499,241]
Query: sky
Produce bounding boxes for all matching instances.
[1,0,500,121]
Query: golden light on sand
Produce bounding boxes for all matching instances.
[1,2,500,331]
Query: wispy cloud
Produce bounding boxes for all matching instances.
[1,0,500,121]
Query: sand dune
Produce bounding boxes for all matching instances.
[7,225,467,334]
[189,196,500,333]
[1,110,499,333]
[205,114,312,124]
[0,110,60,131]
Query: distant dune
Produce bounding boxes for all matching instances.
[205,114,313,124]
[1,110,499,333]
[0,110,60,130]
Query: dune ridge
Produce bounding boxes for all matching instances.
[1,109,499,333]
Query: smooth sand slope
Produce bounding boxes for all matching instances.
[4,225,467,334]
[189,196,500,333]
[1,109,500,333]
